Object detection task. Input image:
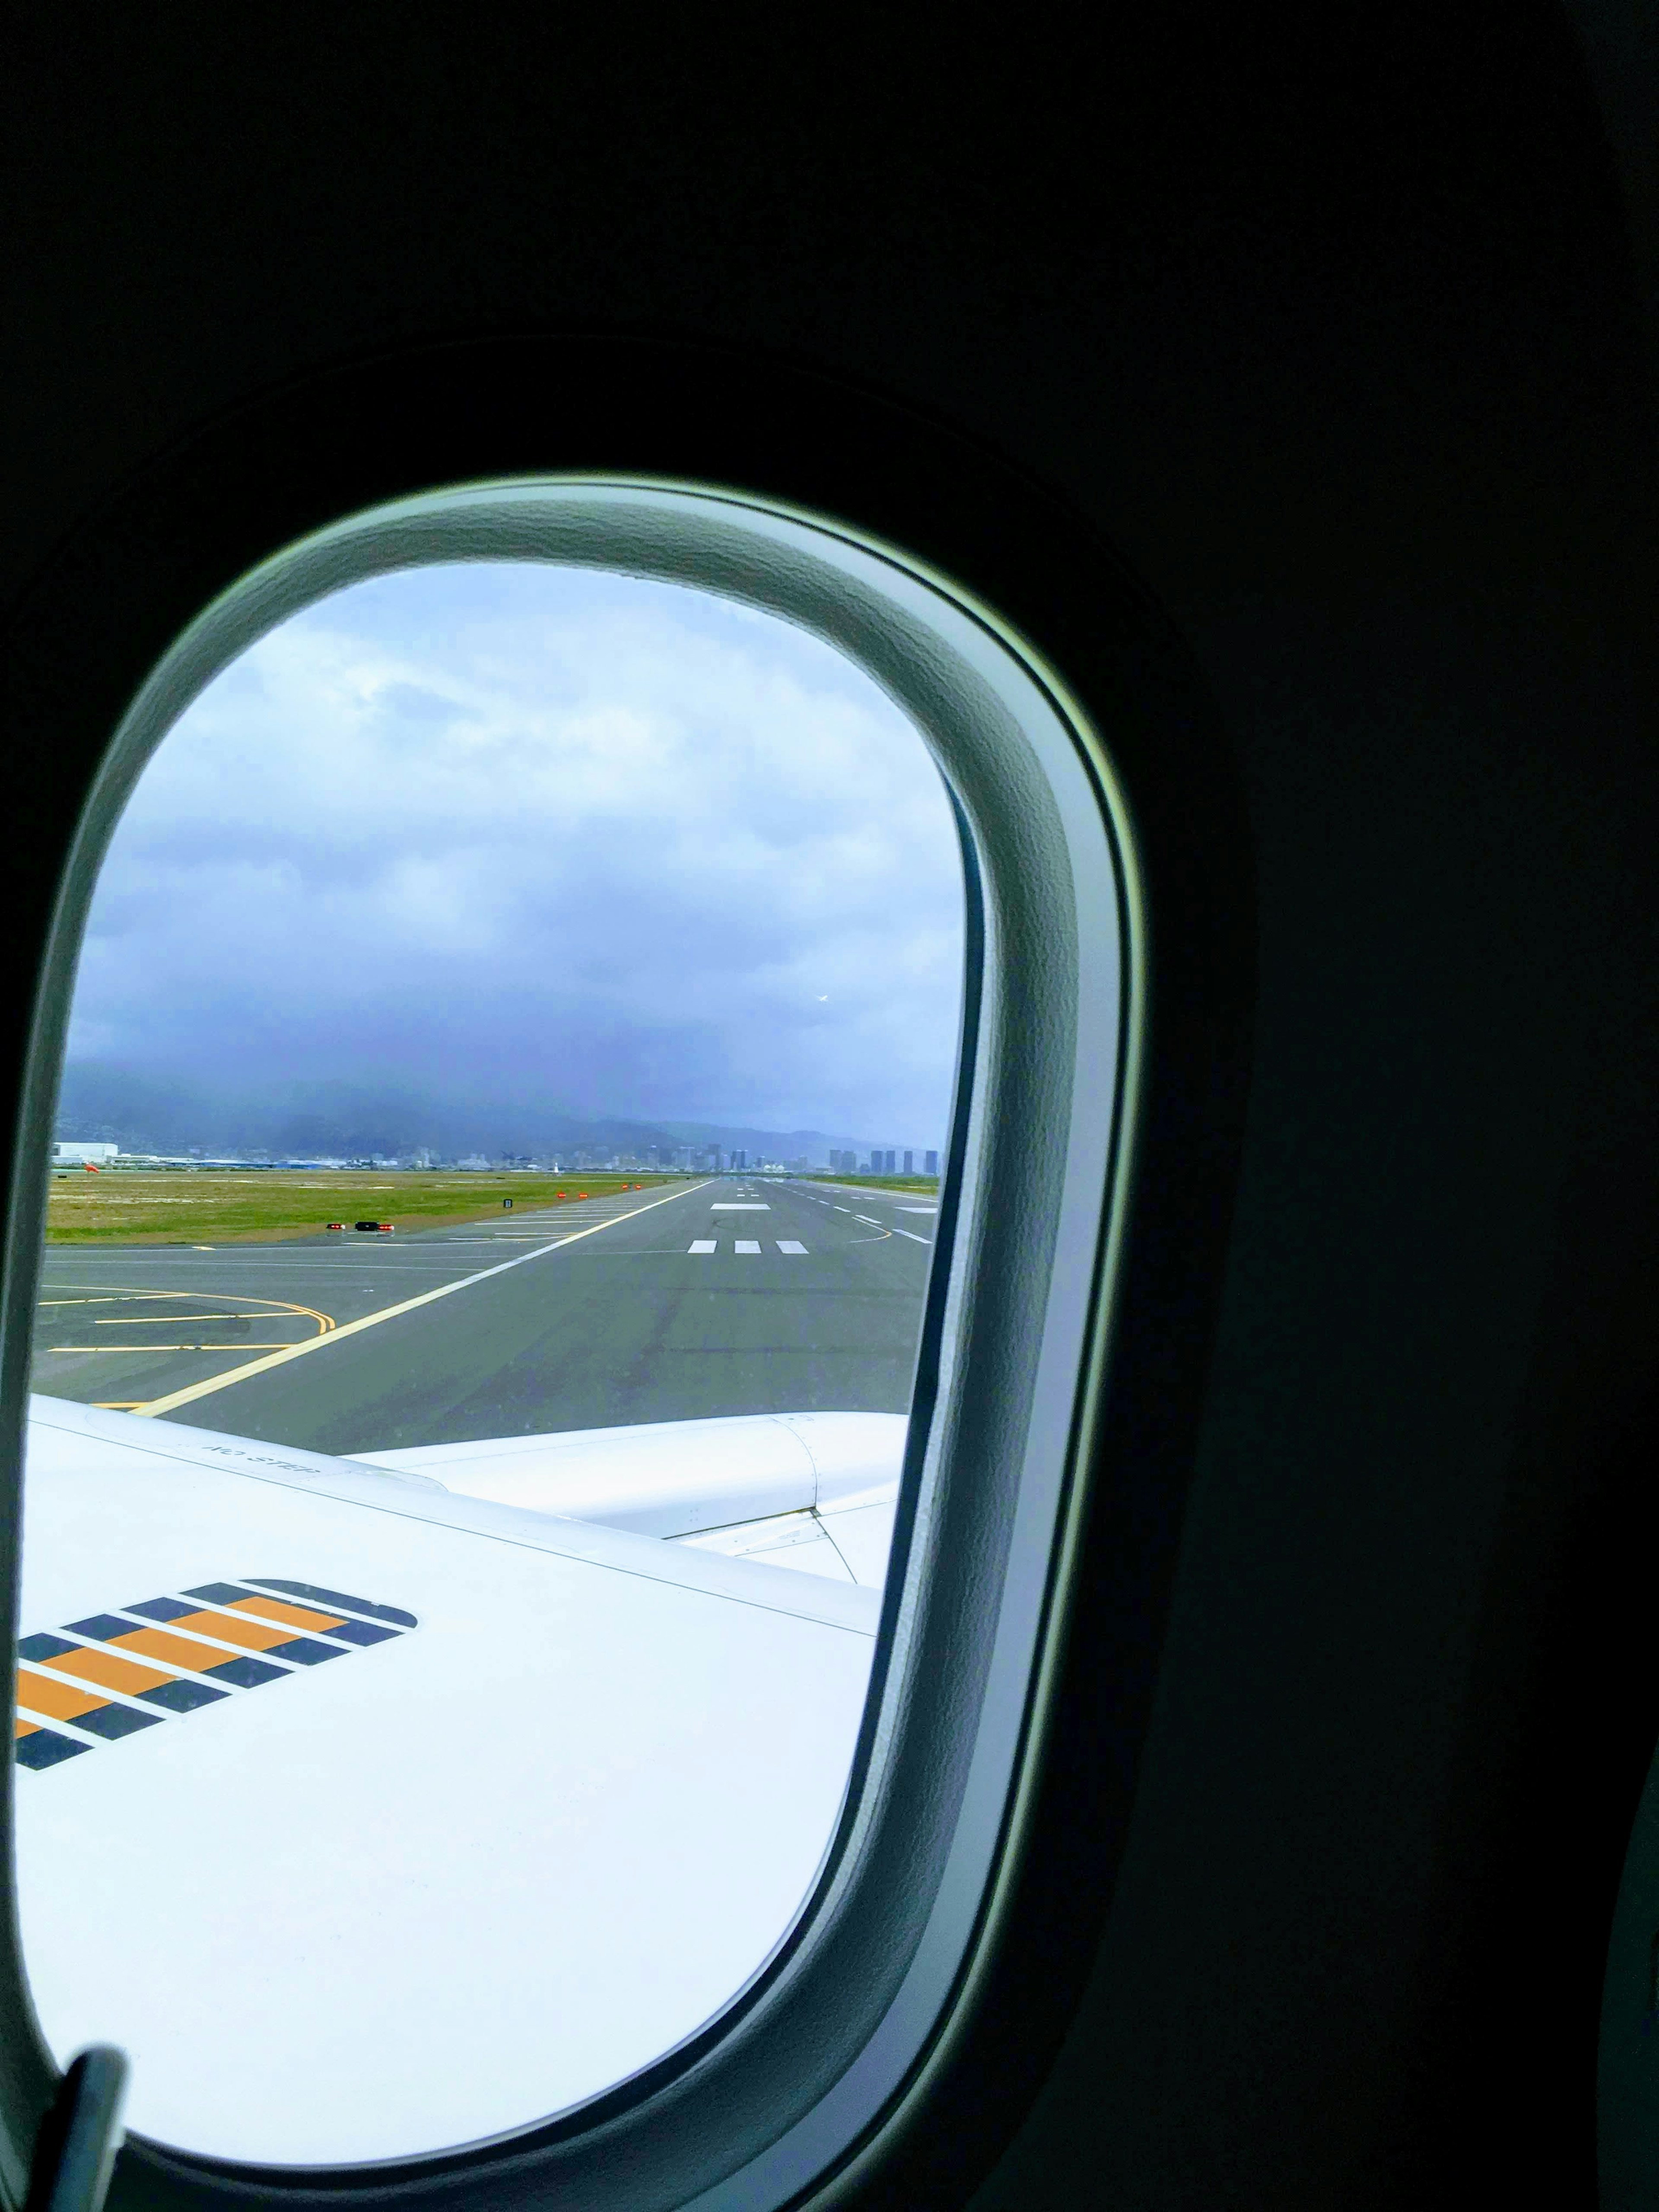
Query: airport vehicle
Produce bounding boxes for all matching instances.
[6,7,1659,2212]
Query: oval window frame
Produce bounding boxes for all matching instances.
[9,471,1144,2212]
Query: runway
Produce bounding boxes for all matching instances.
[30,1179,937,1456]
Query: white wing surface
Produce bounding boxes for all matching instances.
[359,1409,904,1588]
[16,1398,878,2165]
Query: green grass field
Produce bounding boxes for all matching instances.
[44,1169,679,1245]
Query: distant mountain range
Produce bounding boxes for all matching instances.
[52,1065,920,1168]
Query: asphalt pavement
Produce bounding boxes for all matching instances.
[30,1179,938,1456]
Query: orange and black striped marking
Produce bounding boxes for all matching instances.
[13,1580,416,1770]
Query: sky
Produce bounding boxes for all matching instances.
[65,563,965,1151]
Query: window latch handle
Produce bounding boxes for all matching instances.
[24,2047,127,2212]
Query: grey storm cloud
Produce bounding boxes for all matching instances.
[64,563,965,1150]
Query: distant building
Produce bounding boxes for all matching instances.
[54,1142,118,1164]
[903,1150,913,1174]
[925,1150,939,1176]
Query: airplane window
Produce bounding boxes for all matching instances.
[19,559,966,2163]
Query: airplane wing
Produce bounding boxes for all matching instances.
[356,1408,904,1588]
[15,1395,884,2166]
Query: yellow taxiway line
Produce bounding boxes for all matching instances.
[133,1182,715,1418]
[38,1289,334,1333]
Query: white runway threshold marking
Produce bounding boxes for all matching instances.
[735,1240,762,1255]
[132,1182,717,1418]
[688,1240,717,1254]
[776,1241,807,1255]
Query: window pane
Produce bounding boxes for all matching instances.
[19,562,963,2161]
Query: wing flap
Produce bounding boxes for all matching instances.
[356,1408,907,1539]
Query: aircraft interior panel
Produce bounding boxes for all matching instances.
[4,6,1659,2209]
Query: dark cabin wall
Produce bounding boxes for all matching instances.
[5,6,1657,2207]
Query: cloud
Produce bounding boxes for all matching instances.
[67,563,964,1148]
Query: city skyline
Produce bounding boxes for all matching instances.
[54,1064,943,1174]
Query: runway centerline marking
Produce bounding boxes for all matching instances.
[130,1181,715,1418]
[890,1228,933,1244]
